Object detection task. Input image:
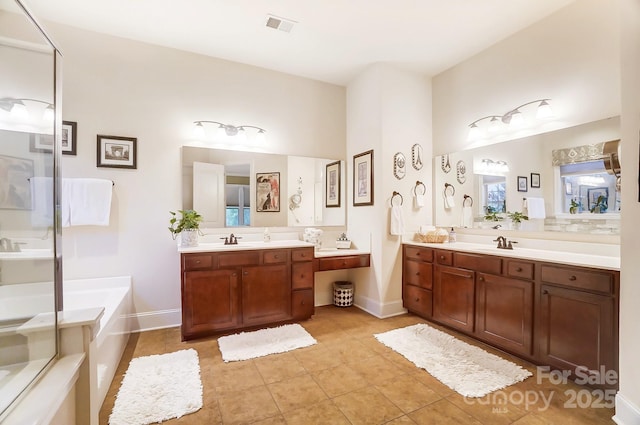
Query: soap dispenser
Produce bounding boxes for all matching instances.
[448,227,456,243]
[263,227,271,242]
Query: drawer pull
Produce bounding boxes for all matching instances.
[342,261,347,266]
[243,271,248,276]
[515,267,523,272]
[415,297,420,302]
[478,276,484,281]
[569,275,577,281]
[274,255,279,259]
[416,252,421,256]
[440,256,445,260]
[415,272,420,276]
[542,289,549,294]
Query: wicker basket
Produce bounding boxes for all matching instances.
[415,232,448,244]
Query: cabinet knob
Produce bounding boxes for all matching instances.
[478,276,484,282]
[195,260,201,264]
[415,298,420,302]
[243,271,248,275]
[516,267,523,272]
[415,272,420,276]
[232,273,237,277]
[440,256,445,260]
[542,289,549,295]
[274,255,279,259]
[569,275,577,281]
[416,252,421,256]
[342,261,347,266]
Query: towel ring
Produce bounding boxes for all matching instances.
[391,191,403,206]
[413,180,426,196]
[444,183,455,196]
[463,194,473,207]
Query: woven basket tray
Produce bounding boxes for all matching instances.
[415,232,448,244]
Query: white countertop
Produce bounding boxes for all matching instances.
[403,240,620,271]
[314,248,371,258]
[178,239,315,253]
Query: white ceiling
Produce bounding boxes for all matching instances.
[24,0,575,86]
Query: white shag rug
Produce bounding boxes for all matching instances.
[374,324,532,398]
[218,323,317,362]
[109,349,203,425]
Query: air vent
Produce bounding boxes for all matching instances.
[265,14,296,33]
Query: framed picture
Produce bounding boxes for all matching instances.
[29,133,54,153]
[97,135,137,169]
[0,154,33,209]
[530,172,540,188]
[517,176,528,192]
[325,160,340,208]
[256,172,280,212]
[353,149,374,206]
[587,187,609,210]
[62,121,77,155]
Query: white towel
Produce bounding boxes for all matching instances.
[414,194,425,208]
[444,195,455,209]
[61,179,71,227]
[390,205,404,236]
[67,178,113,226]
[29,177,53,227]
[461,206,474,228]
[524,197,546,219]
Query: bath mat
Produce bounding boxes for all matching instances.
[374,324,531,398]
[218,323,317,362]
[109,349,202,425]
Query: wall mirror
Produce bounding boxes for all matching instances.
[1,0,61,418]
[434,116,621,236]
[182,146,346,228]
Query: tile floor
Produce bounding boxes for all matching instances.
[99,306,616,424]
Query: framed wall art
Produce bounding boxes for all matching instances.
[325,160,340,208]
[97,135,137,169]
[353,149,374,206]
[62,121,77,155]
[29,133,54,153]
[517,176,528,192]
[530,172,540,188]
[256,172,280,212]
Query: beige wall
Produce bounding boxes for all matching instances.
[44,21,346,330]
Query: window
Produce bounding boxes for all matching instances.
[482,175,506,214]
[560,160,619,213]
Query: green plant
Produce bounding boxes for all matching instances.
[507,211,529,224]
[168,209,203,239]
[589,195,608,213]
[484,211,504,222]
[569,198,581,214]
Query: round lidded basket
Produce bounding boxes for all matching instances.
[333,281,354,307]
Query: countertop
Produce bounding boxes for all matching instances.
[403,240,620,271]
[178,240,371,259]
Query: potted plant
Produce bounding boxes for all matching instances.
[507,211,528,230]
[484,206,504,222]
[589,195,608,214]
[569,198,581,214]
[169,209,203,247]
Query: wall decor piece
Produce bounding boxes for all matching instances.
[411,144,424,170]
[29,133,54,153]
[353,149,374,206]
[517,176,528,192]
[97,135,137,169]
[325,160,340,207]
[393,152,406,180]
[587,187,608,212]
[530,172,540,188]
[256,172,280,212]
[441,154,451,173]
[0,154,33,209]
[62,121,77,156]
[456,160,467,184]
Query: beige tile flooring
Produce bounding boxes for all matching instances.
[99,306,615,424]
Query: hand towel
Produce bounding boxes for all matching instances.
[390,205,404,236]
[461,206,474,228]
[68,178,113,226]
[61,179,71,227]
[524,197,546,219]
[414,194,425,208]
[29,177,53,227]
[444,195,455,209]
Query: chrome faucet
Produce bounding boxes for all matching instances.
[493,235,517,250]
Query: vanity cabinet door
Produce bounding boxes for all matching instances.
[433,265,475,333]
[475,273,533,356]
[292,289,314,320]
[182,269,240,339]
[539,284,615,384]
[241,264,291,326]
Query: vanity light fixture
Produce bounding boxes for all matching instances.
[0,97,54,120]
[193,120,267,142]
[476,158,510,175]
[468,99,553,140]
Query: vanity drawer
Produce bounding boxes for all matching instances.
[506,260,535,280]
[405,246,433,262]
[292,248,314,262]
[403,285,432,317]
[218,251,260,268]
[541,265,613,294]
[292,262,313,289]
[435,250,453,266]
[182,254,213,271]
[404,260,433,289]
[454,252,502,275]
[317,255,370,271]
[263,250,289,264]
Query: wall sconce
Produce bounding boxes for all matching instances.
[475,158,509,175]
[0,97,54,121]
[468,99,553,141]
[193,120,267,143]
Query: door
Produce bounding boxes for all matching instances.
[433,265,475,333]
[193,161,225,228]
[242,264,291,326]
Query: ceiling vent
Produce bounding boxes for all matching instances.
[265,14,296,33]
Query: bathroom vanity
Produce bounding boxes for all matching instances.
[403,241,619,387]
[179,241,370,340]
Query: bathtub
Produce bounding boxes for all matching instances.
[0,276,131,425]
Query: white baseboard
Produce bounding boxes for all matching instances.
[613,393,640,425]
[129,309,181,333]
[353,293,407,318]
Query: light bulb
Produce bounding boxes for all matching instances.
[509,110,523,127]
[488,117,500,132]
[10,101,28,120]
[237,127,247,143]
[193,122,206,139]
[467,123,481,141]
[255,129,266,144]
[42,104,54,122]
[215,124,226,140]
[536,100,553,119]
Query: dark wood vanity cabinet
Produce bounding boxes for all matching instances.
[402,244,619,384]
[181,247,315,340]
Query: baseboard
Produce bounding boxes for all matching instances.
[613,393,640,425]
[128,309,181,333]
[353,293,407,318]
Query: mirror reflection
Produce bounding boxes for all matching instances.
[434,116,621,235]
[182,146,346,228]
